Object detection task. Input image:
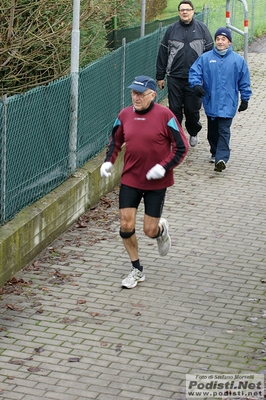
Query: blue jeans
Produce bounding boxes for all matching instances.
[207,116,233,163]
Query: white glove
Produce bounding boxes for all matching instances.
[100,162,113,178]
[146,164,166,180]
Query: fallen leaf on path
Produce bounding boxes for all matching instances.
[60,317,78,324]
[9,360,25,365]
[34,348,44,354]
[90,312,99,317]
[27,367,41,372]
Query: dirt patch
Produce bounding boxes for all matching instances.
[248,34,266,53]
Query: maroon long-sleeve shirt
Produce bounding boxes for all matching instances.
[105,102,189,190]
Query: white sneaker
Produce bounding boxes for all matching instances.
[156,218,171,256]
[209,156,215,163]
[189,135,198,147]
[121,267,145,289]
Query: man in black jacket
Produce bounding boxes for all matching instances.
[156,1,213,147]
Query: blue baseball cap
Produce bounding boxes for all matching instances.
[128,76,157,93]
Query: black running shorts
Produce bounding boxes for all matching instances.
[119,184,166,218]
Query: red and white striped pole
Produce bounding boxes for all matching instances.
[225,0,249,62]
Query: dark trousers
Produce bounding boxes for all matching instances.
[207,116,233,163]
[167,76,202,136]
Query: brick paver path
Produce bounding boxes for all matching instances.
[0,52,265,399]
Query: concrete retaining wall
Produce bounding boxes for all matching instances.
[0,149,124,287]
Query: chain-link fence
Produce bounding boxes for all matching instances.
[0,0,265,225]
[106,12,205,50]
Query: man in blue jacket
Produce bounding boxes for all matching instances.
[189,27,252,172]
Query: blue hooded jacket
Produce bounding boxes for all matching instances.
[189,46,252,118]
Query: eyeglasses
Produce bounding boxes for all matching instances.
[131,90,153,98]
[179,8,193,12]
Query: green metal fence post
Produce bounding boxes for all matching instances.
[203,4,210,27]
[251,0,255,39]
